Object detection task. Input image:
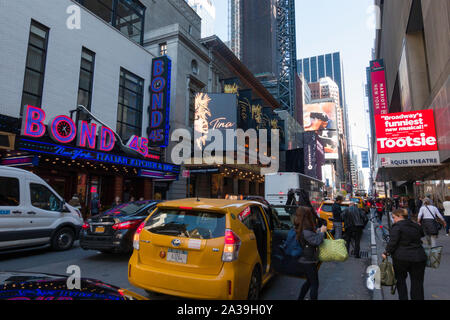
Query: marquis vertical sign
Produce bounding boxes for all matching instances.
[370,59,388,115]
[148,56,172,148]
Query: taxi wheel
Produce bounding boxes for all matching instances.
[247,266,262,300]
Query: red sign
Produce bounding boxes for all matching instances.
[375,109,438,154]
[370,59,388,115]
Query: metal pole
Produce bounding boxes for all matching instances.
[384,171,391,231]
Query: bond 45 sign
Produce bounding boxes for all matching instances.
[375,109,438,154]
[147,56,171,148]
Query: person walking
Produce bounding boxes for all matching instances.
[90,193,101,217]
[111,196,121,209]
[407,196,416,220]
[293,206,327,300]
[443,196,450,236]
[375,199,384,224]
[332,196,344,239]
[342,202,368,258]
[418,199,446,247]
[382,208,427,300]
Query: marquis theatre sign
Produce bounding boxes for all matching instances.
[375,109,438,154]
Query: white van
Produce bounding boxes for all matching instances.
[0,166,83,251]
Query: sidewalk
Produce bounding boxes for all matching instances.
[374,213,450,300]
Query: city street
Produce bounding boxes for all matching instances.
[0,228,373,300]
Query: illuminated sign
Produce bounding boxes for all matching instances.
[17,139,180,174]
[1,155,39,167]
[147,56,171,148]
[375,109,438,154]
[20,105,159,159]
[370,59,388,115]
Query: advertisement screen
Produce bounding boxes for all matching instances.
[375,109,438,154]
[194,93,237,151]
[303,102,339,159]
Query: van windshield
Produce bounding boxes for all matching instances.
[145,209,226,239]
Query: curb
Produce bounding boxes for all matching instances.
[369,211,384,300]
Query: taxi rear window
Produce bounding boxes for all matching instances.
[145,209,225,239]
[321,204,350,212]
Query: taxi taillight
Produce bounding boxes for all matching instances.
[133,221,146,250]
[222,229,241,262]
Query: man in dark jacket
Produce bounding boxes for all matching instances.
[332,196,344,239]
[343,203,368,258]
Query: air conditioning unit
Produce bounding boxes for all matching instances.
[0,132,15,150]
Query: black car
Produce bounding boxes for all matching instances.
[80,200,159,254]
[0,271,146,300]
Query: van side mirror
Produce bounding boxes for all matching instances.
[62,203,71,213]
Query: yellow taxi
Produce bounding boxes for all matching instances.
[318,200,352,231]
[128,198,289,300]
[350,196,364,209]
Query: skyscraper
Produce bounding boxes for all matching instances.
[186,0,216,38]
[298,52,346,108]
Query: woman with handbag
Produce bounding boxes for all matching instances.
[382,209,427,300]
[293,206,327,300]
[418,199,447,247]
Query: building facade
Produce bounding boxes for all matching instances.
[369,0,450,201]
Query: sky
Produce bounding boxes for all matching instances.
[210,0,376,190]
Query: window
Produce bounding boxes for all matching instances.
[75,0,145,45]
[21,20,49,114]
[159,42,167,56]
[30,183,62,212]
[0,177,20,206]
[116,68,144,141]
[77,47,96,111]
[191,60,199,75]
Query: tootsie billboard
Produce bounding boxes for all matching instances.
[375,109,438,154]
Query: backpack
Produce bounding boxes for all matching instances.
[283,228,303,258]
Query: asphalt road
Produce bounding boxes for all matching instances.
[0,230,372,300]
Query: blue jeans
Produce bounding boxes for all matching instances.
[445,216,450,234]
[333,222,343,239]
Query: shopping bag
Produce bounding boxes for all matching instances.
[379,258,396,286]
[318,232,348,262]
[424,246,443,269]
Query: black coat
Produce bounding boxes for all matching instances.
[332,203,342,222]
[385,220,427,262]
[343,207,368,228]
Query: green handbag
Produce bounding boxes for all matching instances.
[379,258,396,286]
[424,246,443,269]
[318,232,349,262]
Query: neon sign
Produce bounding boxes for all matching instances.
[147,56,171,148]
[20,105,159,159]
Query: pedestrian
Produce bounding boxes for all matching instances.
[90,193,101,217]
[293,206,327,300]
[443,196,450,236]
[68,194,81,210]
[130,196,136,202]
[342,202,368,258]
[407,196,416,220]
[139,197,145,201]
[111,196,121,209]
[382,208,427,300]
[418,199,446,247]
[332,196,344,239]
[375,198,384,224]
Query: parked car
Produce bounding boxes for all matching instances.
[0,166,83,252]
[128,198,291,300]
[0,271,146,300]
[80,200,160,254]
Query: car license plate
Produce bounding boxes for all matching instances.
[167,248,187,264]
[95,226,105,233]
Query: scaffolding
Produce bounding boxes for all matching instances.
[276,0,297,115]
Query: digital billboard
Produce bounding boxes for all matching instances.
[375,109,438,154]
[303,102,339,159]
[194,93,237,151]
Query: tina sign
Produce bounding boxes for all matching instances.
[147,56,171,148]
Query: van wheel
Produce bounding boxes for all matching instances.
[247,266,262,300]
[51,228,75,251]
